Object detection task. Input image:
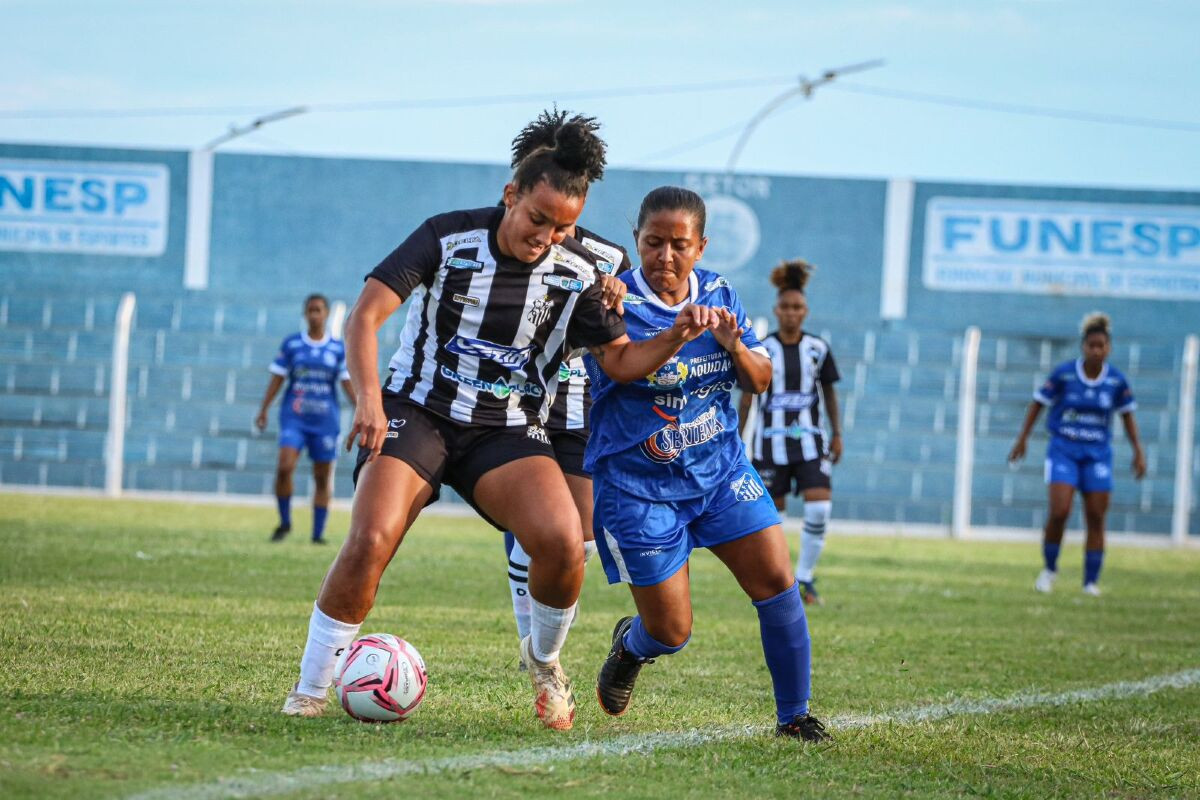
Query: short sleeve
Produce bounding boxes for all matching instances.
[1114,378,1136,413]
[269,338,290,376]
[820,348,841,384]
[1034,370,1062,405]
[567,281,626,350]
[365,219,442,301]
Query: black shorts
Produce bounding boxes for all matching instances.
[353,397,556,530]
[549,429,590,479]
[753,457,832,498]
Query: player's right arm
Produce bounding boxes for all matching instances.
[1009,402,1044,463]
[344,278,404,460]
[255,375,285,431]
[586,304,717,383]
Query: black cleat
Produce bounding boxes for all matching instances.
[596,616,649,716]
[311,537,327,545]
[270,524,291,542]
[775,713,831,742]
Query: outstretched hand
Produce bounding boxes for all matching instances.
[673,304,720,342]
[711,307,745,352]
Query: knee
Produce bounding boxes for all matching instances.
[342,525,395,567]
[521,514,584,571]
[1046,507,1070,526]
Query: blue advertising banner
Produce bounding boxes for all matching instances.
[922,196,1200,300]
[0,158,170,256]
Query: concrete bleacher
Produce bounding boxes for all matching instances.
[1,287,1197,538]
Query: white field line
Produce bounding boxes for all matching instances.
[126,667,1200,800]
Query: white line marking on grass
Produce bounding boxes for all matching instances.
[127,668,1200,800]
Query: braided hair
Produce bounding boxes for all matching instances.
[510,108,606,198]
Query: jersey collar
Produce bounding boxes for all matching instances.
[301,331,332,347]
[1074,358,1108,387]
[632,268,699,312]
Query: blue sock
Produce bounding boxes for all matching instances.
[1084,549,1104,585]
[1043,541,1061,572]
[622,616,689,661]
[312,506,328,541]
[276,495,292,528]
[753,582,811,725]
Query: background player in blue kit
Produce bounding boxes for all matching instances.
[739,260,841,605]
[1009,312,1146,596]
[255,294,355,544]
[498,110,633,655]
[587,187,830,741]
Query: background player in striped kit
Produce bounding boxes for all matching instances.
[500,110,633,655]
[1009,312,1145,596]
[589,187,829,742]
[739,261,841,605]
[282,117,716,731]
[255,293,355,544]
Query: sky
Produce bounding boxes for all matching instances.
[2,0,1199,190]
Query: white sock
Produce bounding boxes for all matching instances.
[297,603,361,698]
[583,539,598,564]
[795,500,831,583]
[508,538,533,640]
[530,597,576,664]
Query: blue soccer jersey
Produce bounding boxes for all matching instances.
[1034,359,1135,446]
[270,332,349,433]
[584,267,768,499]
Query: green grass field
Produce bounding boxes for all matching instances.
[2,493,1198,800]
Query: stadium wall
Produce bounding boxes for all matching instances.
[2,142,1197,538]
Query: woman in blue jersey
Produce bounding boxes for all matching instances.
[255,293,355,544]
[1009,313,1145,596]
[587,187,830,741]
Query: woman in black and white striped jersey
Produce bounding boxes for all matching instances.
[738,260,842,605]
[281,112,718,731]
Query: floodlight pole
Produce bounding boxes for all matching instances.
[726,59,884,174]
[184,106,308,290]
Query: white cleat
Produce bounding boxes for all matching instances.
[1082,583,1102,597]
[1034,569,1057,593]
[519,635,576,731]
[281,685,328,717]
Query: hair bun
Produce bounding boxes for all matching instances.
[770,259,814,293]
[551,117,606,182]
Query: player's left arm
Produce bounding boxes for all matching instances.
[712,307,771,393]
[820,383,843,464]
[340,379,357,409]
[1116,380,1144,478]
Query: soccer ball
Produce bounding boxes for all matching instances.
[333,633,427,722]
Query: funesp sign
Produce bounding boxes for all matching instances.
[923,197,1200,300]
[0,158,170,256]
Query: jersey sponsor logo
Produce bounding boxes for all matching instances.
[388,418,406,429]
[640,406,725,464]
[1060,409,1107,427]
[730,472,765,502]
[687,353,731,380]
[443,234,483,251]
[622,293,647,305]
[654,392,687,411]
[646,358,688,388]
[385,430,400,439]
[595,260,616,274]
[704,276,731,291]
[558,362,587,381]
[766,391,816,411]
[446,335,535,369]
[451,293,480,307]
[542,274,585,292]
[445,257,483,271]
[439,364,544,400]
[762,423,822,440]
[527,295,554,326]
[692,380,736,399]
[526,424,550,445]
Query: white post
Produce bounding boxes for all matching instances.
[952,326,981,539]
[880,178,914,320]
[105,293,136,497]
[330,300,348,340]
[1172,334,1199,546]
[184,148,213,290]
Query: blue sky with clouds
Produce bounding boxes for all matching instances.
[2,0,1198,189]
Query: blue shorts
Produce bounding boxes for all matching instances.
[593,457,781,586]
[1045,437,1112,493]
[279,423,339,464]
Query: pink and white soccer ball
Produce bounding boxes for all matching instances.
[333,633,427,722]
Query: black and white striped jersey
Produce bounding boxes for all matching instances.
[367,206,625,427]
[545,225,632,433]
[752,331,840,465]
